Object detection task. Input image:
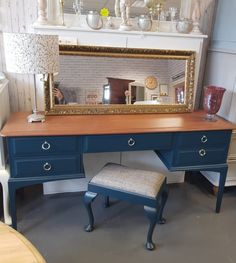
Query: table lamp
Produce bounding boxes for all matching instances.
[3,33,59,122]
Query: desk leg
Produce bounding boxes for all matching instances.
[216,166,228,213]
[8,183,17,230]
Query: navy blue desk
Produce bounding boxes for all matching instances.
[1,111,235,229]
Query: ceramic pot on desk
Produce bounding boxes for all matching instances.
[176,19,192,34]
[86,11,103,30]
[138,15,152,31]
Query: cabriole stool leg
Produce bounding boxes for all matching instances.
[84,191,98,232]
[144,206,158,251]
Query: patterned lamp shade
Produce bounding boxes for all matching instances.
[3,33,59,74]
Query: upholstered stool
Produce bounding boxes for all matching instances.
[84,163,168,250]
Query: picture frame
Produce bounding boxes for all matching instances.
[45,45,195,115]
[160,84,169,96]
[85,90,99,104]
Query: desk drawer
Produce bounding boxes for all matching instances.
[158,130,232,169]
[11,156,82,178]
[175,131,232,149]
[9,136,81,157]
[84,133,172,153]
[173,147,228,167]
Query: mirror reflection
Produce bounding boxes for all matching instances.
[62,0,181,17]
[45,45,195,115]
[54,54,186,105]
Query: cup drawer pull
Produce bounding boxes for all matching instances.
[42,141,51,150]
[43,162,52,171]
[199,149,206,157]
[128,138,136,147]
[201,135,208,143]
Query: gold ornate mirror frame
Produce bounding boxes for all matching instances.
[45,45,195,115]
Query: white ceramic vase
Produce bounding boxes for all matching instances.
[36,0,48,25]
[47,0,61,25]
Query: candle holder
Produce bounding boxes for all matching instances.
[203,85,226,122]
[59,0,65,26]
[144,0,165,22]
[156,3,163,31]
[36,0,48,25]
[191,0,202,34]
[144,0,157,20]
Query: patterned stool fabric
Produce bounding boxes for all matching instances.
[84,163,168,250]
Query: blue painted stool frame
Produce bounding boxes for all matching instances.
[84,178,168,251]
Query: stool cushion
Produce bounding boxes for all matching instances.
[90,163,165,198]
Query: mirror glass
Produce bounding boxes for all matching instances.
[45,45,195,115]
[62,0,181,17]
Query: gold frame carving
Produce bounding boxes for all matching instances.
[45,45,195,115]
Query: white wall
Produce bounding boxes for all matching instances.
[0,80,10,169]
[0,0,37,112]
[202,0,236,187]
[204,51,236,122]
[211,0,236,52]
[203,0,236,121]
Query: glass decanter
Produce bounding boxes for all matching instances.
[73,0,84,26]
[203,85,226,122]
[169,6,178,32]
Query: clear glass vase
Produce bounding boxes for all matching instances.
[73,0,84,26]
[203,85,226,122]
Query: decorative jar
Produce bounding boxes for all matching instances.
[86,11,103,30]
[203,85,226,121]
[138,15,152,31]
[176,19,192,33]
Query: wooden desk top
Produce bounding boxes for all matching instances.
[0,222,46,263]
[1,111,236,137]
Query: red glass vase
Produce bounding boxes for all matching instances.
[203,86,226,121]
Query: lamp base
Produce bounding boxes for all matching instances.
[27,113,45,123]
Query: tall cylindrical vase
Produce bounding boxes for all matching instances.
[190,0,202,34]
[47,0,61,25]
[180,0,192,19]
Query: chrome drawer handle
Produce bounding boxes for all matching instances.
[42,141,51,150]
[201,135,208,143]
[128,138,136,147]
[43,162,52,171]
[199,149,206,157]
